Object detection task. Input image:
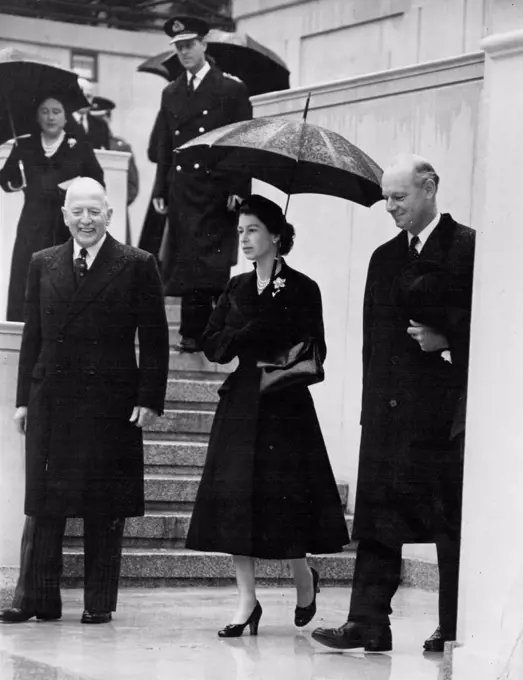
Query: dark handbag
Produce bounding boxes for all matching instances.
[257,337,325,394]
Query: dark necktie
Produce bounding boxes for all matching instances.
[74,247,88,286]
[408,235,420,261]
[187,73,196,95]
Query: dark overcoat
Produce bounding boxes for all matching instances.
[152,65,252,295]
[352,214,475,547]
[17,234,169,518]
[185,261,350,558]
[0,132,104,321]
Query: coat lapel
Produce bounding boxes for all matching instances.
[419,214,457,264]
[47,239,76,301]
[174,67,221,128]
[61,234,130,328]
[164,76,190,121]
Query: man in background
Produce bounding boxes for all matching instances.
[90,95,139,243]
[153,15,252,353]
[74,78,111,151]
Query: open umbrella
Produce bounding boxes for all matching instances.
[0,47,88,147]
[137,29,290,96]
[175,95,383,209]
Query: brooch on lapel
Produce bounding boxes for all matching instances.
[272,277,286,297]
[67,138,77,149]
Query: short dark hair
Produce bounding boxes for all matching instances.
[238,194,296,256]
[413,160,440,191]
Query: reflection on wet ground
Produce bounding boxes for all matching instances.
[0,586,449,679]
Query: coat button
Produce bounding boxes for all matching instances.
[193,163,200,169]
[176,165,182,171]
[55,365,63,373]
[57,337,64,344]
[389,399,398,408]
[174,130,180,136]
[198,127,205,133]
[202,110,208,115]
[391,355,399,365]
[88,369,96,375]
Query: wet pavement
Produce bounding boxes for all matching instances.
[0,586,449,679]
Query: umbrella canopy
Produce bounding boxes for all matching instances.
[137,29,290,96]
[175,116,383,208]
[0,47,89,145]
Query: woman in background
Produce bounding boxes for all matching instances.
[186,194,349,637]
[0,93,104,321]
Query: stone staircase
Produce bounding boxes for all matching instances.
[61,298,356,587]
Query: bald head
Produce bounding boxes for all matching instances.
[77,77,94,103]
[62,177,112,249]
[381,154,439,235]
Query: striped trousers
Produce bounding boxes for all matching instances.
[12,515,125,615]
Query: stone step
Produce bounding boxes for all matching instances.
[145,408,215,435]
[142,474,349,511]
[166,377,220,404]
[169,349,237,375]
[62,548,357,586]
[64,512,355,550]
[144,440,207,475]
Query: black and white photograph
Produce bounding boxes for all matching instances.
[0,1,521,679]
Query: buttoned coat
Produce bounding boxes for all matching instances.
[352,214,475,547]
[185,261,350,558]
[153,65,252,295]
[17,234,169,518]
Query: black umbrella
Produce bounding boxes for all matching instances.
[137,29,290,96]
[0,47,88,147]
[175,95,383,209]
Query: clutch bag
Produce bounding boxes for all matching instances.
[257,337,324,395]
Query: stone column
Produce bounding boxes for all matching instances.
[0,148,130,321]
[0,323,24,606]
[453,28,523,680]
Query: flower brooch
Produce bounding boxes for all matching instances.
[67,138,77,148]
[272,276,286,297]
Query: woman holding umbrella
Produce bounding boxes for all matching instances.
[0,93,104,321]
[185,194,349,636]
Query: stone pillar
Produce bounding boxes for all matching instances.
[0,323,24,606]
[0,147,130,321]
[452,28,523,680]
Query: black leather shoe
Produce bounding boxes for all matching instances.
[312,621,392,652]
[423,626,455,652]
[218,601,263,638]
[173,337,202,353]
[81,610,112,624]
[295,567,320,627]
[0,607,61,623]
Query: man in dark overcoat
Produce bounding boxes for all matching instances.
[0,177,169,624]
[152,15,252,353]
[73,78,111,151]
[312,154,475,653]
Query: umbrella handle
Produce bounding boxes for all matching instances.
[7,160,27,191]
[284,91,312,216]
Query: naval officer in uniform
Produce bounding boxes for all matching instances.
[152,15,252,352]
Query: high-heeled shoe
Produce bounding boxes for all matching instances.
[218,601,263,638]
[294,567,320,627]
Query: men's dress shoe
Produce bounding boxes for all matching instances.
[81,610,112,624]
[423,626,455,652]
[312,621,392,652]
[0,607,61,623]
[174,336,202,353]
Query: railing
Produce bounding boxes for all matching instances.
[0,0,234,32]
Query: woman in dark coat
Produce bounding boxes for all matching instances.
[186,195,349,636]
[0,94,104,321]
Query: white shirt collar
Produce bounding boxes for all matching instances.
[187,61,211,89]
[73,232,107,268]
[408,212,441,249]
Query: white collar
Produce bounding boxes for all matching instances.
[408,212,441,247]
[187,61,211,86]
[73,232,107,264]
